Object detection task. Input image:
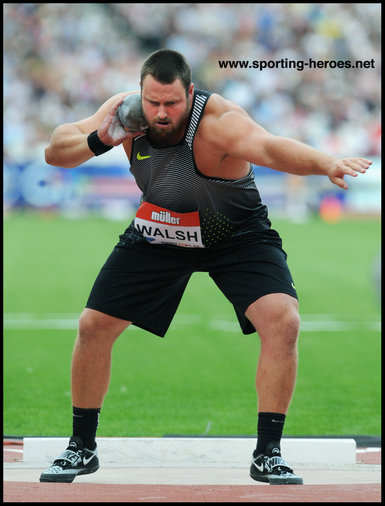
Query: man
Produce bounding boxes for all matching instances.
[40,49,370,484]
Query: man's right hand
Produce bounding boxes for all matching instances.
[97,97,144,146]
[45,91,141,168]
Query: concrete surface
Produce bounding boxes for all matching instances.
[22,437,357,467]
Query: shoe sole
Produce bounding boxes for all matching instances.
[250,472,303,485]
[39,465,99,483]
[269,475,303,485]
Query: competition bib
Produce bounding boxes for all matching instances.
[134,202,204,248]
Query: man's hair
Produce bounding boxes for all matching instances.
[140,49,192,96]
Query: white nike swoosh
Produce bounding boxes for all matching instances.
[253,461,264,472]
[83,454,95,465]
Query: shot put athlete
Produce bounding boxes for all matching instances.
[40,49,371,484]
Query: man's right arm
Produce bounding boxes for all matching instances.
[45,91,139,168]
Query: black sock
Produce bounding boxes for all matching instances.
[72,406,100,450]
[255,412,286,455]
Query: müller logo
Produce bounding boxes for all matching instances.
[151,210,181,225]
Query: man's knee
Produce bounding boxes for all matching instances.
[78,310,98,342]
[246,294,300,344]
[279,308,300,345]
[77,308,131,344]
[265,309,299,348]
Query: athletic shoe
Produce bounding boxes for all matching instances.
[39,436,99,483]
[250,441,303,485]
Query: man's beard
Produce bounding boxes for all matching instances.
[144,100,191,147]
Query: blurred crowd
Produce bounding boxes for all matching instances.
[4,3,381,162]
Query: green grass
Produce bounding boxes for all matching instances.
[4,211,381,437]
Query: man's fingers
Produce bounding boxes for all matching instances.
[112,96,127,111]
[332,176,348,190]
[330,157,372,189]
[341,158,372,172]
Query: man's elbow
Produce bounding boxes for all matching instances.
[45,146,56,166]
[45,146,76,168]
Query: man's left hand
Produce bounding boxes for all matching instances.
[328,157,372,189]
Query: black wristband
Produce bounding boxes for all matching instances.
[87,130,113,156]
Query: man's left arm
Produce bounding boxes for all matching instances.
[257,135,371,190]
[213,109,372,189]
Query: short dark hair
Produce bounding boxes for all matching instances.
[140,49,192,96]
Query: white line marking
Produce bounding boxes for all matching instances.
[203,421,212,435]
[3,313,381,332]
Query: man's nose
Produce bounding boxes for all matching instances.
[157,106,167,119]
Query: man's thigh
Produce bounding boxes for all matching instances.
[85,243,194,337]
[206,238,298,335]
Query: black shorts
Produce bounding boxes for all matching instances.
[86,226,297,337]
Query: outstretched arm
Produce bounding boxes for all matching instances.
[251,134,371,190]
[210,105,371,189]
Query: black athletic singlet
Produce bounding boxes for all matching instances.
[127,89,272,249]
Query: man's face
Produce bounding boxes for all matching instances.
[141,75,194,146]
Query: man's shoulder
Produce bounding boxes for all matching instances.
[204,92,233,113]
[202,92,250,121]
[199,92,251,139]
